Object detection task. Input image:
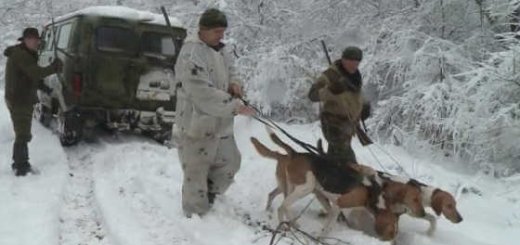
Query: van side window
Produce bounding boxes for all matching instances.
[141,32,176,56]
[96,26,136,54]
[57,23,72,49]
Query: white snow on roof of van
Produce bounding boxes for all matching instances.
[53,6,183,27]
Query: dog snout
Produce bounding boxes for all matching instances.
[454,212,463,223]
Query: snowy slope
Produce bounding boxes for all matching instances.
[1,92,519,245]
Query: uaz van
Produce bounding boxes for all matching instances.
[36,6,186,145]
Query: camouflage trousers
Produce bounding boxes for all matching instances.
[178,135,241,217]
[6,100,33,164]
[320,112,357,165]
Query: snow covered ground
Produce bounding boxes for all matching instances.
[1,90,519,245]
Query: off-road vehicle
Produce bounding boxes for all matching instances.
[36,6,186,145]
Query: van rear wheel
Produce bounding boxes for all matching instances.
[153,127,172,145]
[140,125,171,145]
[57,108,83,146]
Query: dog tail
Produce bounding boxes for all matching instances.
[265,126,296,156]
[250,137,284,160]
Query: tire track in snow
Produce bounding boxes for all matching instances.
[58,144,113,245]
[120,181,190,245]
[89,135,192,245]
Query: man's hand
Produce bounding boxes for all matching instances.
[51,58,63,73]
[361,102,371,121]
[235,104,255,116]
[228,83,244,98]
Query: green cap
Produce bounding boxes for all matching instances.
[199,8,228,29]
[342,46,363,61]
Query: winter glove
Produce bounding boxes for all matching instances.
[51,58,63,73]
[360,102,371,121]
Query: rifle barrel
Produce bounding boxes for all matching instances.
[321,40,332,65]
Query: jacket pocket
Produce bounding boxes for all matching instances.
[185,106,218,139]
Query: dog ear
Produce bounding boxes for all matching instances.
[431,190,443,216]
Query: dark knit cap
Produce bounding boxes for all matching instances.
[199,8,228,29]
[342,46,363,61]
[18,27,40,41]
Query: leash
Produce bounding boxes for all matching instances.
[373,143,410,175]
[240,97,412,178]
[239,97,321,156]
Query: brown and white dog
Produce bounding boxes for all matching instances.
[319,171,427,241]
[251,130,426,241]
[356,165,463,235]
[250,133,333,227]
[408,178,463,234]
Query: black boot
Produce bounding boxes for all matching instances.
[11,162,33,176]
[207,179,218,205]
[208,192,217,205]
[12,141,32,176]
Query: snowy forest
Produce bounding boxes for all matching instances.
[1,0,519,174]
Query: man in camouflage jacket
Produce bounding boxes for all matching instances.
[173,9,255,217]
[308,46,370,165]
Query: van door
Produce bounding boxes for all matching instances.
[84,24,143,109]
[134,24,186,111]
[39,22,72,109]
[39,26,54,67]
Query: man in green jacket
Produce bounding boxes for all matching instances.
[308,46,370,165]
[4,27,62,176]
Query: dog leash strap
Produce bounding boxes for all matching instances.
[241,98,321,155]
[259,114,320,155]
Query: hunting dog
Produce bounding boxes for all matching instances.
[319,169,427,241]
[354,165,463,235]
[250,131,361,227]
[251,130,426,241]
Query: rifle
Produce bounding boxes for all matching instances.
[321,40,332,65]
[160,6,184,67]
[320,40,372,146]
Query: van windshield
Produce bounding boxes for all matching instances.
[140,32,176,58]
[96,26,137,54]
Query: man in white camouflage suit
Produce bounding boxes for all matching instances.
[173,8,255,217]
